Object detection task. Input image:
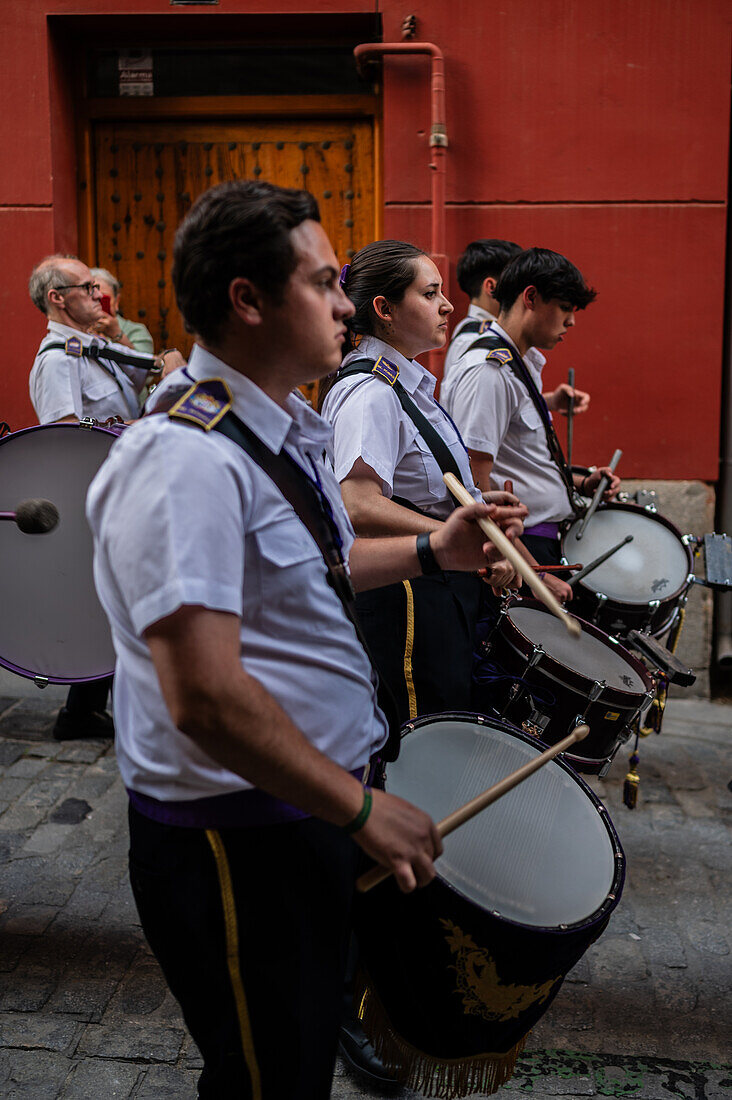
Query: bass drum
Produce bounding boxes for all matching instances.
[354,714,625,1098]
[563,502,693,638]
[0,423,121,684]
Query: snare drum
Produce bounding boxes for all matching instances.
[0,423,122,684]
[355,713,625,1098]
[562,502,693,638]
[478,599,653,774]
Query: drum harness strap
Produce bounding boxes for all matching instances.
[42,340,158,400]
[162,378,403,763]
[335,356,469,513]
[460,331,586,517]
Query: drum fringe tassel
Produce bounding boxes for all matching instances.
[356,980,526,1099]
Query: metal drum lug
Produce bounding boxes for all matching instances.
[644,599,660,630]
[593,593,608,624]
[33,675,49,689]
[79,417,98,430]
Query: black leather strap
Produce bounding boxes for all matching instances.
[460,333,584,514]
[337,358,464,505]
[212,409,403,760]
[43,340,156,372]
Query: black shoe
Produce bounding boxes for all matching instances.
[53,707,115,742]
[339,1015,401,1091]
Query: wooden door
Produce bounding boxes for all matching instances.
[93,118,375,383]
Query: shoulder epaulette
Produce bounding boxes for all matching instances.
[485,347,514,365]
[371,355,399,386]
[167,378,233,431]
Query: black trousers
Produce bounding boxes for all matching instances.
[355,571,483,726]
[65,676,113,714]
[520,533,562,568]
[128,805,358,1100]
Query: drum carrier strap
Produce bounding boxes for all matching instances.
[42,340,157,398]
[162,377,403,761]
[336,356,467,511]
[460,331,586,516]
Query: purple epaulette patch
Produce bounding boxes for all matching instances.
[167,378,233,431]
[64,336,83,357]
[372,355,400,386]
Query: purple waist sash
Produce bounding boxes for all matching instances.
[523,522,560,539]
[127,764,371,829]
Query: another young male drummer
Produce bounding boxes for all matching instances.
[86,179,510,1100]
[442,238,522,385]
[442,247,621,595]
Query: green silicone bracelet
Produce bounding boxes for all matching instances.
[342,786,373,835]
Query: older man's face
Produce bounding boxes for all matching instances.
[50,260,104,331]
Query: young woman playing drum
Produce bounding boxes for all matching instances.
[320,240,526,724]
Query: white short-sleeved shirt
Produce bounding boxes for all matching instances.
[29,321,151,423]
[442,322,572,526]
[441,304,497,388]
[321,335,481,521]
[86,345,387,802]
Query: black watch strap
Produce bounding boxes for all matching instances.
[416,532,441,575]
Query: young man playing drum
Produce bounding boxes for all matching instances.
[443,247,621,597]
[86,179,512,1100]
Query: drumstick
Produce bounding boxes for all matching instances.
[532,563,582,573]
[575,449,622,541]
[567,535,633,588]
[356,724,590,893]
[566,368,575,468]
[444,472,581,638]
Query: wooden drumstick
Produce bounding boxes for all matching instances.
[443,472,581,638]
[356,724,590,893]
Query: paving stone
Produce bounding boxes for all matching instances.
[22,822,75,855]
[0,904,58,935]
[135,1064,201,1097]
[1,1048,75,1096]
[48,977,119,1020]
[103,950,169,1019]
[6,756,48,779]
[0,966,57,1011]
[0,699,60,741]
[0,778,32,803]
[60,1057,142,1098]
[0,933,32,972]
[685,918,730,956]
[587,933,649,984]
[77,1021,185,1063]
[0,802,46,832]
[0,1011,79,1051]
[0,742,28,767]
[55,742,111,765]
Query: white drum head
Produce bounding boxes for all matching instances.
[389,717,618,928]
[0,425,117,682]
[565,508,689,604]
[508,605,647,693]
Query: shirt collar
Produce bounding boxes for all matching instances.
[186,344,332,455]
[46,320,107,347]
[342,334,435,398]
[467,304,497,323]
[489,321,546,378]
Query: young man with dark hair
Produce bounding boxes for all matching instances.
[86,179,506,1099]
[443,247,619,591]
[442,238,522,382]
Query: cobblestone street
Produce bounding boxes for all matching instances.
[0,692,730,1099]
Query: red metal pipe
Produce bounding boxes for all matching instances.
[354,42,449,384]
[353,42,447,261]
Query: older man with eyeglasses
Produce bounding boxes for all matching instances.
[28,254,181,426]
[26,254,176,743]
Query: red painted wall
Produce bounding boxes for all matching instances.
[0,0,730,481]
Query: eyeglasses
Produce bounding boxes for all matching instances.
[55,282,100,297]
